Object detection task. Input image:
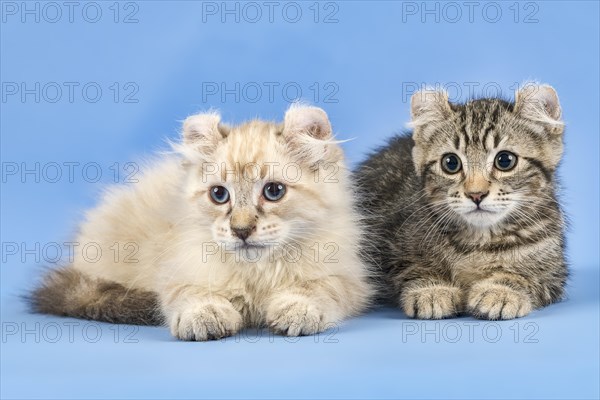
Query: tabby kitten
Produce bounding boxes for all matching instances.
[356,84,567,320]
[32,105,373,340]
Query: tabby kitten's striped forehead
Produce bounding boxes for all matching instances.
[410,84,564,228]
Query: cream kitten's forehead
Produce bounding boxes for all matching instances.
[180,106,343,181]
[218,121,283,161]
[209,120,290,182]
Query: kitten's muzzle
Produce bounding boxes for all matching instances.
[231,225,256,241]
[465,191,489,206]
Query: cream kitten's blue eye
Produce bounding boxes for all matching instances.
[495,151,518,171]
[210,186,229,204]
[263,182,286,201]
[441,153,462,174]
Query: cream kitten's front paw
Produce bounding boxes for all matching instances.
[467,282,532,320]
[169,298,243,341]
[266,295,327,336]
[401,285,462,319]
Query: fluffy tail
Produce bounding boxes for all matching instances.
[29,268,163,326]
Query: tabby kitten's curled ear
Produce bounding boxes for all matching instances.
[409,89,453,175]
[282,104,340,164]
[514,83,563,133]
[178,111,229,162]
[410,89,453,130]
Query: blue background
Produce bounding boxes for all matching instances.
[1,1,598,399]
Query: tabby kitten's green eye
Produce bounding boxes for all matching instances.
[210,186,230,204]
[495,151,518,171]
[441,153,462,174]
[263,182,286,201]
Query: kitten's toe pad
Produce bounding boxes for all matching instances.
[266,295,327,336]
[467,283,532,320]
[401,285,461,319]
[170,299,243,341]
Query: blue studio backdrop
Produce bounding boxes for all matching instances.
[1,1,599,399]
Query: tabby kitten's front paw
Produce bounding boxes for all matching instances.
[266,295,327,336]
[169,298,243,341]
[401,285,462,319]
[467,282,532,320]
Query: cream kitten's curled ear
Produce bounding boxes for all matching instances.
[410,89,452,129]
[283,104,332,139]
[176,111,229,162]
[515,83,563,132]
[282,104,340,164]
[182,111,229,145]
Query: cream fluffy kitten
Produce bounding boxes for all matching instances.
[32,105,373,341]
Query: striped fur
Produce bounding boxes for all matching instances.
[356,84,568,320]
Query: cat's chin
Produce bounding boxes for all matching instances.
[209,241,277,264]
[461,209,507,229]
[221,242,274,251]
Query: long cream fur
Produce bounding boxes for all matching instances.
[39,105,373,340]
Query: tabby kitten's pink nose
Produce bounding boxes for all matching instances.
[466,191,489,205]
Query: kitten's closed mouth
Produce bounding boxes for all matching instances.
[221,242,271,251]
[237,242,269,250]
[468,208,495,214]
